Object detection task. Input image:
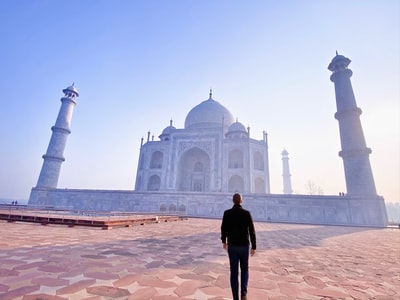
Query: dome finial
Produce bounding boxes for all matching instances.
[209,87,213,99]
[335,50,338,56]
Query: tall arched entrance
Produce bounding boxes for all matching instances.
[177,147,210,192]
[228,175,244,193]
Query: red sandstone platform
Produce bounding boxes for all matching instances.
[0,218,398,299]
[0,208,185,229]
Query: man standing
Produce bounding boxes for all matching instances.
[221,193,256,300]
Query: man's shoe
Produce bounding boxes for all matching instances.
[241,295,247,300]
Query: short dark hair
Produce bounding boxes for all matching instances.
[232,193,242,205]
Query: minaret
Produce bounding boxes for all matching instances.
[328,53,377,195]
[263,131,271,193]
[36,84,79,188]
[281,149,293,194]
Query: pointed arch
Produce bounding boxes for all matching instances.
[147,175,161,191]
[228,149,244,168]
[177,147,210,192]
[228,175,244,193]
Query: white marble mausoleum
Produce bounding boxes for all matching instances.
[135,90,270,194]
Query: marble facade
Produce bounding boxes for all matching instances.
[135,90,270,194]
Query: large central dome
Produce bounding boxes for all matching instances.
[184,92,235,130]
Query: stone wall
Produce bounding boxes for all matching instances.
[28,188,388,227]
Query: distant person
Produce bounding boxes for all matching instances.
[221,193,256,300]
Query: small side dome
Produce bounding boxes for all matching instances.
[161,125,176,135]
[159,120,176,141]
[226,121,248,138]
[228,121,247,133]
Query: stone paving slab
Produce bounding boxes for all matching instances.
[0,218,398,299]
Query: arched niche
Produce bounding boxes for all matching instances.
[177,147,210,192]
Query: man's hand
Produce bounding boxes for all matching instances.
[250,249,256,256]
[223,243,228,251]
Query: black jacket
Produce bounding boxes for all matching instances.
[221,204,256,250]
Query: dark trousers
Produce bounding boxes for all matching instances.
[228,245,249,300]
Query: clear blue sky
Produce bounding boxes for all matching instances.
[0,1,399,203]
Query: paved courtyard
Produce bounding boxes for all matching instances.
[0,218,398,300]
